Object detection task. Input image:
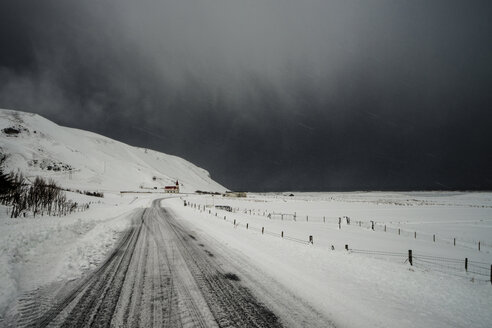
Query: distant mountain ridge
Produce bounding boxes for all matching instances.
[0,109,226,193]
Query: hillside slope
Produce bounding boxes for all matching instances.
[0,109,226,193]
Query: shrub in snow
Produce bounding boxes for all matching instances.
[0,165,85,218]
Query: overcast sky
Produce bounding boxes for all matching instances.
[1,0,491,191]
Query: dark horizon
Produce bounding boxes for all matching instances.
[1,0,492,192]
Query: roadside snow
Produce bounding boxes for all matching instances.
[0,192,155,320]
[167,192,492,328]
[2,189,490,327]
[0,108,228,321]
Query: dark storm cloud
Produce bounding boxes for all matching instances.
[1,0,492,191]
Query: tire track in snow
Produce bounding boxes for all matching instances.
[10,198,326,327]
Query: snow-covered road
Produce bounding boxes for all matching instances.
[4,191,490,327]
[9,199,328,327]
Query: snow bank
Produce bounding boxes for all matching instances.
[0,193,154,320]
[167,192,492,328]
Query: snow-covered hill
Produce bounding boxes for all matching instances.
[0,109,226,193]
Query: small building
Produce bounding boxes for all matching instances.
[223,191,247,198]
[164,180,180,193]
[215,205,233,212]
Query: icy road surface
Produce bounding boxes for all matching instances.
[13,199,328,327]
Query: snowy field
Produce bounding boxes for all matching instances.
[1,191,491,327]
[170,191,492,328]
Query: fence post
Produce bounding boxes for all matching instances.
[490,265,491,285]
[384,225,386,232]
[281,231,283,238]
[246,223,249,229]
[234,219,236,225]
[479,241,481,251]
[323,216,326,223]
[465,258,468,272]
[454,238,456,246]
[306,215,308,222]
[398,228,400,235]
[414,232,416,239]
[262,227,264,234]
[309,235,313,244]
[408,250,413,266]
[345,244,349,251]
[433,234,435,242]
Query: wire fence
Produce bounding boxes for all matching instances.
[187,202,492,284]
[349,248,408,259]
[241,223,309,244]
[354,219,491,252]
[349,247,492,285]
[191,201,491,253]
[412,253,491,284]
[186,202,312,245]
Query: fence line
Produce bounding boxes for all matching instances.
[187,202,312,245]
[349,249,407,258]
[190,201,490,252]
[187,201,491,285]
[348,246,492,285]
[355,219,491,252]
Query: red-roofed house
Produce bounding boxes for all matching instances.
[164,180,180,193]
